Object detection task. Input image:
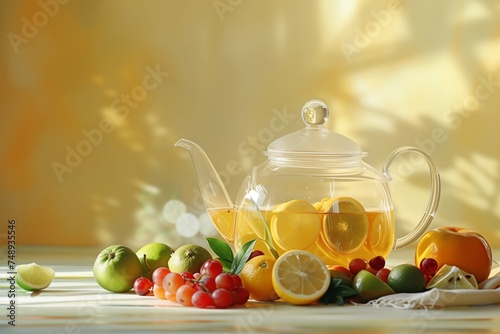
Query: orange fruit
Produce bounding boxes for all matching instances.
[328,265,353,280]
[239,255,279,301]
[415,226,492,283]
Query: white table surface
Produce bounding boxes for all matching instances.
[1,246,499,334]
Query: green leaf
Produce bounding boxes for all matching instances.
[230,239,257,275]
[205,237,234,263]
[335,296,344,306]
[216,257,232,273]
[319,278,357,306]
[336,285,357,298]
[240,196,279,259]
[262,239,280,259]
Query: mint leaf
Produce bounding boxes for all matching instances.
[230,239,257,275]
[206,237,234,264]
[319,278,357,306]
[337,285,357,298]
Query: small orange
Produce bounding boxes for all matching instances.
[239,255,279,301]
[328,265,353,280]
[415,226,492,283]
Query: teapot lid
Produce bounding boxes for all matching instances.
[266,100,365,161]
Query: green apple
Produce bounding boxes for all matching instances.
[136,242,173,280]
[93,245,142,293]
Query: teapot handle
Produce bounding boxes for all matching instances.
[382,146,441,249]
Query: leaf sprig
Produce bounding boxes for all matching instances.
[205,237,256,275]
[319,278,357,306]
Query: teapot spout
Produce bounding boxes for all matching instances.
[175,139,234,211]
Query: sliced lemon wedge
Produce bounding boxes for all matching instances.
[426,265,478,290]
[16,263,55,291]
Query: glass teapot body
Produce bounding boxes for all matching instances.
[176,100,440,268]
[232,159,396,267]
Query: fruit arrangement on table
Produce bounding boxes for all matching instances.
[15,225,498,309]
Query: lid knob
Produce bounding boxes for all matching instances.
[301,100,329,126]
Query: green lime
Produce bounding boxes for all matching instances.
[387,264,426,293]
[16,263,55,291]
[353,270,395,303]
[136,242,173,280]
[93,245,143,293]
[168,244,212,274]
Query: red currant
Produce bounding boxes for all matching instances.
[163,272,184,294]
[231,286,250,305]
[181,271,195,280]
[192,291,215,308]
[419,258,438,276]
[247,250,265,261]
[153,284,166,299]
[215,273,235,290]
[368,256,386,271]
[133,277,153,296]
[232,274,243,287]
[212,288,233,309]
[376,268,391,283]
[152,267,171,286]
[165,291,177,303]
[176,284,196,306]
[349,258,367,276]
[197,275,216,292]
[200,259,223,277]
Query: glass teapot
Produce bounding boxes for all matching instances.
[175,100,440,266]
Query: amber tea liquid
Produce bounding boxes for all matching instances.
[209,207,394,268]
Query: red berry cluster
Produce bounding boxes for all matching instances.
[133,259,250,309]
[342,256,439,284]
[347,256,392,282]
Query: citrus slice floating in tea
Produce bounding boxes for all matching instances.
[320,197,369,254]
[270,199,321,250]
[271,250,330,305]
[208,208,235,244]
[310,236,340,264]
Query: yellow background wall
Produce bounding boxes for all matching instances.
[1,0,499,249]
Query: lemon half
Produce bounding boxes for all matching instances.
[272,250,330,305]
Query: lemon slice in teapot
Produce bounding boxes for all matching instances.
[320,197,369,254]
[270,199,321,250]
